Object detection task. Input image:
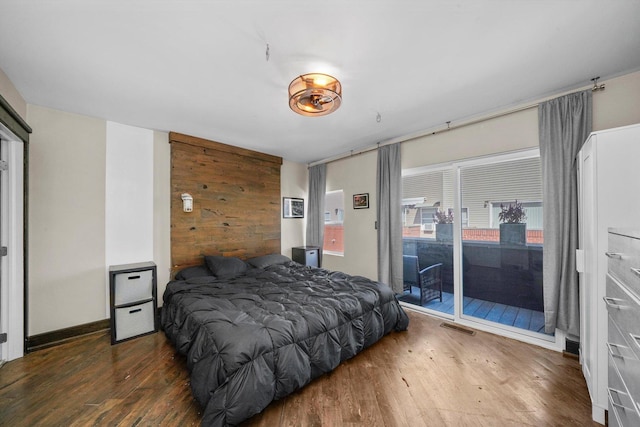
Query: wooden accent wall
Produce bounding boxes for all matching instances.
[170,132,282,270]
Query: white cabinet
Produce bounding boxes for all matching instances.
[577,123,640,424]
[109,261,157,344]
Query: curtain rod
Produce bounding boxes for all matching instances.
[308,81,604,168]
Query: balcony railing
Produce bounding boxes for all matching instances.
[403,237,543,311]
[403,226,544,244]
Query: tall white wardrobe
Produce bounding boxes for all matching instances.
[577,123,640,424]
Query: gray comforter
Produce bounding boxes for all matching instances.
[161,261,409,426]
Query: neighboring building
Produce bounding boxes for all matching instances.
[402,157,543,242]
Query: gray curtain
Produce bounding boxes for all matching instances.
[538,90,592,336]
[306,164,326,248]
[377,143,403,293]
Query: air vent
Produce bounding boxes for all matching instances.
[440,322,476,335]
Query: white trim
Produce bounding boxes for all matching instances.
[323,251,344,257]
[402,147,539,178]
[0,124,24,361]
[401,303,564,352]
[454,148,560,350]
[453,147,540,169]
[403,161,454,177]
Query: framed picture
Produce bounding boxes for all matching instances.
[353,193,369,209]
[283,197,304,218]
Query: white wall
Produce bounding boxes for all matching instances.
[323,150,378,278]
[27,106,173,335]
[0,67,26,120]
[593,71,640,132]
[105,122,154,315]
[403,107,539,169]
[105,122,154,267]
[26,106,305,335]
[280,160,307,258]
[28,105,107,335]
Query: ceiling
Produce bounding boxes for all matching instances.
[1,1,640,164]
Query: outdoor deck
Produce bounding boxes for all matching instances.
[399,290,548,335]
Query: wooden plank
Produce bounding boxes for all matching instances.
[0,311,597,426]
[170,133,282,268]
[530,309,546,333]
[513,308,532,329]
[499,304,519,326]
[462,297,482,316]
[471,299,494,318]
[439,291,455,314]
[169,132,282,165]
[484,302,508,323]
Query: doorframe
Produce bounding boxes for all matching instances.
[0,93,30,362]
[451,148,563,351]
[401,148,564,352]
[0,124,24,361]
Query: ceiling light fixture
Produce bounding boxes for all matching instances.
[288,73,342,117]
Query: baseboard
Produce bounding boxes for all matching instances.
[26,307,163,353]
[562,350,579,360]
[26,319,110,353]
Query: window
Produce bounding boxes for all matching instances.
[489,201,542,229]
[323,190,344,255]
[420,207,437,229]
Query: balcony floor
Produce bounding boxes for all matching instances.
[399,289,549,335]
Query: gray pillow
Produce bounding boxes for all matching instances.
[246,254,291,269]
[204,256,248,279]
[175,265,215,280]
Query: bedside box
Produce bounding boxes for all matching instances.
[114,301,156,342]
[109,261,158,344]
[114,269,153,305]
[292,246,321,268]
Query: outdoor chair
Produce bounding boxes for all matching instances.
[402,255,443,306]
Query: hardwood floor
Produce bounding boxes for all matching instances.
[0,310,599,426]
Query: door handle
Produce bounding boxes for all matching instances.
[605,252,623,259]
[603,296,625,309]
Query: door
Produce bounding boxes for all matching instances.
[0,137,6,362]
[0,124,25,362]
[458,154,547,336]
[401,167,456,316]
[577,137,595,394]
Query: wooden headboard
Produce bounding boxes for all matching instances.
[169,132,283,272]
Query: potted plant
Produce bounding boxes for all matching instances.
[434,209,454,242]
[498,200,527,246]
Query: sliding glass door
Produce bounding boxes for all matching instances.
[401,149,551,339]
[459,152,548,336]
[400,167,456,316]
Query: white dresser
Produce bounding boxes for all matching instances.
[606,229,640,427]
[577,123,640,424]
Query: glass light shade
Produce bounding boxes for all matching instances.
[288,73,342,117]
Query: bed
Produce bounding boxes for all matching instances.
[161,254,409,426]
